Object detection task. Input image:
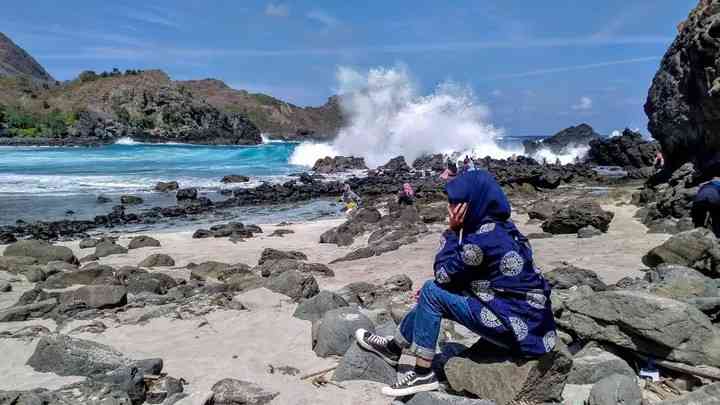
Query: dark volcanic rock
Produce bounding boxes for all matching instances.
[558,290,720,367]
[0,32,54,81]
[58,285,128,313]
[643,228,720,278]
[139,253,175,268]
[3,240,77,265]
[523,123,601,155]
[542,199,614,234]
[0,232,17,244]
[154,181,179,192]
[293,290,348,321]
[587,129,659,169]
[312,156,367,173]
[544,265,608,291]
[120,195,143,205]
[645,0,720,171]
[205,378,278,405]
[176,188,198,201]
[128,235,161,249]
[220,174,250,183]
[313,307,374,357]
[444,343,573,405]
[378,156,411,173]
[27,334,131,376]
[332,341,396,385]
[95,241,128,258]
[258,248,307,265]
[264,270,318,301]
[412,154,446,172]
[588,374,642,405]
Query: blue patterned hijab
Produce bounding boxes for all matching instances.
[445,170,512,234]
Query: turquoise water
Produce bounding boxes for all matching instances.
[0,140,325,225]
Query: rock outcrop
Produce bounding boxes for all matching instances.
[587,129,660,177]
[645,0,720,171]
[523,123,601,156]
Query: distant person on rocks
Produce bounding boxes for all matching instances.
[654,151,665,171]
[439,160,458,181]
[355,170,557,397]
[341,184,362,213]
[555,157,561,166]
[691,175,720,237]
[398,183,415,206]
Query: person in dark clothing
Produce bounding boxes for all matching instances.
[354,170,556,397]
[692,179,720,237]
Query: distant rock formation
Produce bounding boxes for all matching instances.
[645,0,720,172]
[523,124,601,156]
[179,79,345,140]
[587,129,660,169]
[0,32,54,82]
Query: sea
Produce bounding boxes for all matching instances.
[0,136,543,228]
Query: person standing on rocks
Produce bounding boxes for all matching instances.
[355,170,557,397]
[439,160,458,181]
[691,175,720,237]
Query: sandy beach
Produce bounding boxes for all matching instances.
[0,200,670,405]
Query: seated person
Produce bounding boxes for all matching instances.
[354,170,557,397]
[398,183,415,206]
[692,174,720,237]
[341,184,362,212]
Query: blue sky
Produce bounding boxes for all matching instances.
[1,0,696,136]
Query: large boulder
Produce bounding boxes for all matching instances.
[544,265,608,291]
[127,236,161,250]
[587,374,641,405]
[189,261,251,281]
[313,307,374,357]
[257,248,307,265]
[523,123,601,156]
[95,242,128,258]
[176,188,198,201]
[139,254,175,268]
[312,156,367,173]
[205,378,278,405]
[293,290,348,321]
[643,228,720,277]
[332,341,396,385]
[541,200,614,234]
[566,345,635,385]
[587,129,659,169]
[644,0,720,170]
[27,334,131,376]
[41,266,116,288]
[558,291,720,367]
[3,240,77,265]
[0,299,57,322]
[406,392,496,405]
[645,264,720,301]
[154,181,179,192]
[264,270,318,301]
[220,174,249,183]
[444,344,573,405]
[58,285,127,313]
[378,156,411,173]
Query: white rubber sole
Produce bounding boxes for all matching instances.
[381,380,440,397]
[354,329,399,366]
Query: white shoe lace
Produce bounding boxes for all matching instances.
[392,371,417,388]
[366,333,390,347]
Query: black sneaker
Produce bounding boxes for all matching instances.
[381,370,440,397]
[354,328,400,366]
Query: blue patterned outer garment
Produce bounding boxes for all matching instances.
[434,170,557,357]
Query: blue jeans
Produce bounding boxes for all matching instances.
[394,280,513,360]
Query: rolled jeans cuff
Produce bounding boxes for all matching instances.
[394,326,435,360]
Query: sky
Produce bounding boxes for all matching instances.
[1,0,697,136]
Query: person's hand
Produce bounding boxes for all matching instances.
[448,203,468,233]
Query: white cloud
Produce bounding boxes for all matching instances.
[306,10,340,28]
[572,96,593,110]
[491,89,503,97]
[265,3,289,17]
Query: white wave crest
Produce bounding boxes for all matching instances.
[289,142,340,167]
[531,145,589,165]
[115,137,140,145]
[289,65,515,168]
